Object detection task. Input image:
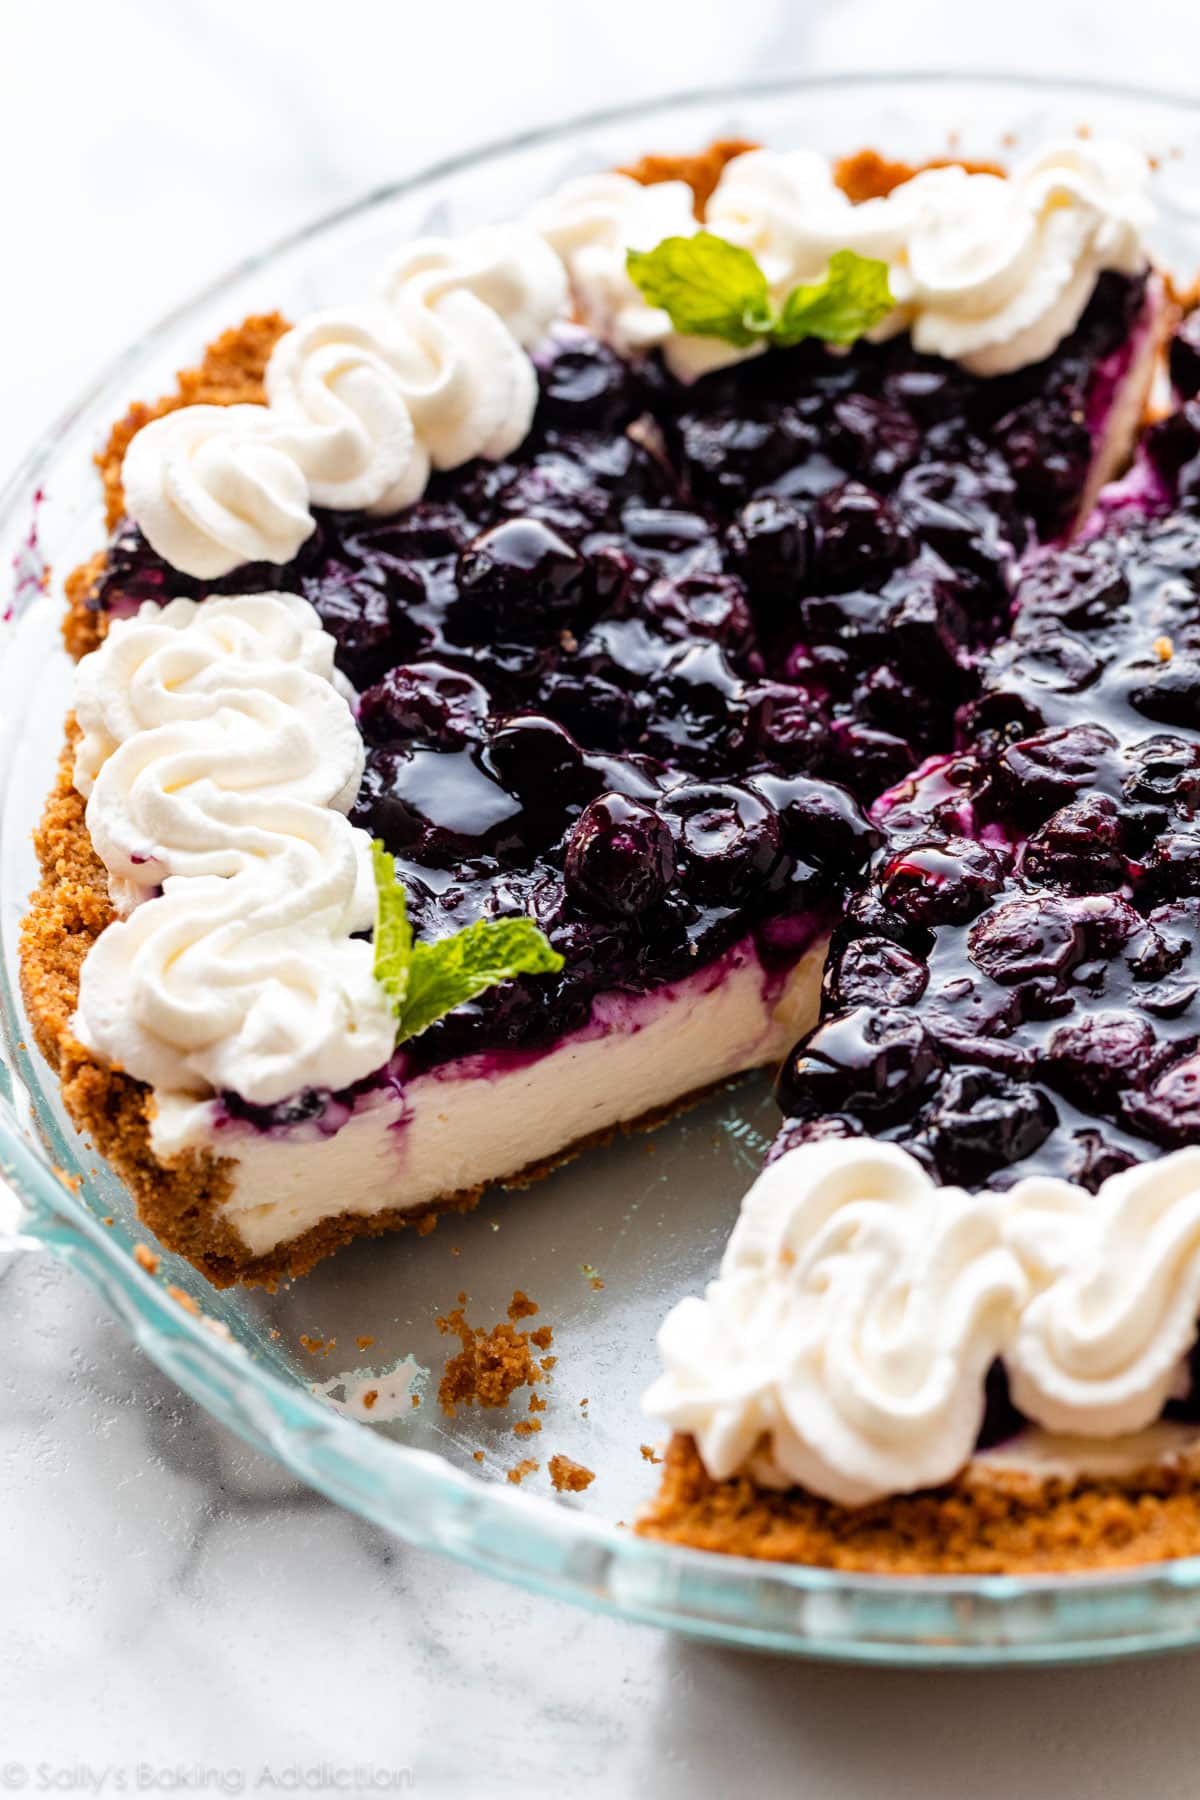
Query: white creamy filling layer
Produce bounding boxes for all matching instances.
[152,934,829,1259]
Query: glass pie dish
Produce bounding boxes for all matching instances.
[8,71,1200,1667]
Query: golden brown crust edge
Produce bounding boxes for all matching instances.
[636,1434,1200,1574]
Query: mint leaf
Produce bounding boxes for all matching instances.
[625,233,772,347]
[371,841,563,1043]
[397,917,564,1044]
[371,840,412,1012]
[626,237,893,352]
[773,249,893,347]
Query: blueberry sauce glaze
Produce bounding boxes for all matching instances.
[87,278,1145,1128]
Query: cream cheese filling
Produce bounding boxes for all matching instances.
[152,933,829,1259]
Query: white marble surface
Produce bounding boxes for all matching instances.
[6,2,1200,1791]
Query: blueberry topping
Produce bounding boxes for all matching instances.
[564,793,677,918]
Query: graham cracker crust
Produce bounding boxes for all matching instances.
[637,1434,1200,1574]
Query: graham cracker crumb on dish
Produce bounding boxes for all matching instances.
[435,1294,548,1416]
[507,1458,539,1486]
[299,1334,336,1357]
[529,1325,553,1352]
[528,1393,546,1413]
[549,1454,595,1494]
[356,1335,375,1351]
[166,1284,200,1317]
[513,1418,542,1438]
[132,1243,160,1275]
[361,1389,379,1412]
[640,1443,663,1465]
[637,1435,1200,1574]
[507,1289,538,1322]
[472,1450,484,1463]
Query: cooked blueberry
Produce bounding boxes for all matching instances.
[1046,1012,1166,1108]
[1021,793,1128,892]
[359,662,490,749]
[563,793,676,918]
[746,684,831,772]
[830,393,920,485]
[661,781,782,901]
[1126,1052,1200,1147]
[1125,735,1200,811]
[536,332,635,430]
[831,937,929,1010]
[728,495,810,609]
[968,896,1083,986]
[748,771,879,869]
[1144,831,1200,900]
[351,746,524,864]
[642,572,755,655]
[812,482,912,588]
[1129,658,1200,728]
[993,398,1090,534]
[830,723,916,796]
[1170,312,1200,401]
[306,564,426,686]
[998,723,1119,819]
[895,458,1022,576]
[456,518,586,635]
[776,1007,941,1122]
[918,1068,1057,1182]
[880,838,1006,927]
[1013,549,1130,637]
[486,712,588,801]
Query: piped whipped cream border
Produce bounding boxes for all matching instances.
[644,1138,1200,1507]
[71,592,397,1107]
[122,138,1153,580]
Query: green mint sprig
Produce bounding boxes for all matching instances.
[625,236,893,350]
[371,842,563,1044]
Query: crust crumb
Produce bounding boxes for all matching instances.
[356,1335,375,1351]
[166,1284,200,1316]
[362,1389,379,1412]
[436,1294,548,1416]
[549,1454,595,1494]
[132,1243,160,1275]
[640,1443,663,1465]
[834,148,1005,203]
[507,1458,539,1486]
[514,1418,542,1438]
[621,138,759,216]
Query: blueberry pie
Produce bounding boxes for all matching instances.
[20,121,1174,1394]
